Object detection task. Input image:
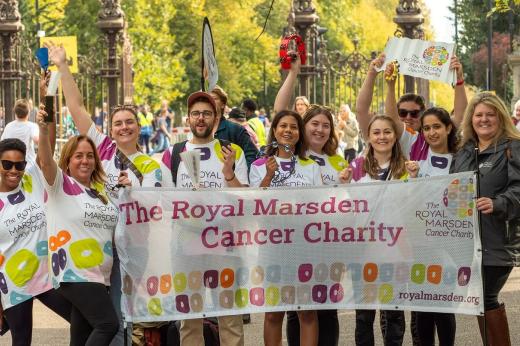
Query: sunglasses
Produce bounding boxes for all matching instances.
[1,160,27,171]
[398,109,422,118]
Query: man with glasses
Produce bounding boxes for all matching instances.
[161,91,247,345]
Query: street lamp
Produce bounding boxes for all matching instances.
[0,0,24,124]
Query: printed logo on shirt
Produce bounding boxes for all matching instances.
[431,156,449,169]
[309,155,325,166]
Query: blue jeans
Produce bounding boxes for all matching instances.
[150,132,170,155]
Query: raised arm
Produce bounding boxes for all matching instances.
[383,63,404,138]
[451,56,467,128]
[47,43,92,135]
[273,52,301,113]
[36,108,57,185]
[356,54,385,138]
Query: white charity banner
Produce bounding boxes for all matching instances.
[378,37,456,84]
[116,172,483,323]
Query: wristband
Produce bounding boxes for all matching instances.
[279,34,307,70]
[456,79,464,86]
[225,173,235,182]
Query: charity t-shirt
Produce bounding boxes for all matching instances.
[399,124,418,160]
[0,162,51,310]
[407,132,453,177]
[88,124,171,196]
[249,156,323,188]
[161,139,249,188]
[350,157,407,183]
[45,170,118,287]
[1,120,39,162]
[307,150,348,185]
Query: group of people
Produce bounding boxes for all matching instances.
[0,38,519,346]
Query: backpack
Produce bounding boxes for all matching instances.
[170,139,233,186]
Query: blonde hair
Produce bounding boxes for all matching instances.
[59,135,106,185]
[459,92,520,149]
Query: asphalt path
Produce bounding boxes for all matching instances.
[2,268,518,345]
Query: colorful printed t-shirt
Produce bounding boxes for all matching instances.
[88,124,171,195]
[161,139,249,188]
[307,150,348,185]
[45,170,118,286]
[399,124,418,160]
[249,156,323,187]
[0,162,51,310]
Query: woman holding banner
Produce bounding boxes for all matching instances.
[249,110,322,346]
[47,43,170,345]
[450,92,520,346]
[404,107,458,346]
[36,107,125,345]
[341,114,408,346]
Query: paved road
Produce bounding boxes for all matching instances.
[3,268,519,345]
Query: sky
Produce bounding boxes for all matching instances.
[424,0,455,43]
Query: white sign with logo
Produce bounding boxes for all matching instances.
[379,37,456,84]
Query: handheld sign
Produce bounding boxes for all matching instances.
[201,17,218,92]
[378,37,456,84]
[35,48,49,71]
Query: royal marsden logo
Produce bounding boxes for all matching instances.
[443,178,475,218]
[422,46,450,67]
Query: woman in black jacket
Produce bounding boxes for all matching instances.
[450,92,520,345]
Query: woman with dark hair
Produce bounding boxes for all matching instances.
[342,115,408,346]
[0,138,71,345]
[37,108,128,345]
[404,107,458,346]
[249,110,322,346]
[450,92,520,345]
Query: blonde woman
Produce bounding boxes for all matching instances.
[450,92,520,345]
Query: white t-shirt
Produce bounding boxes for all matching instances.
[399,124,418,160]
[0,162,51,310]
[307,150,348,185]
[1,120,39,162]
[45,170,118,286]
[88,124,171,197]
[249,156,323,188]
[406,132,452,177]
[161,139,249,188]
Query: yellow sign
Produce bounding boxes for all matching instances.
[40,36,78,73]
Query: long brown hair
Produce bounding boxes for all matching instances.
[266,110,308,160]
[302,105,338,156]
[59,135,106,185]
[364,115,406,180]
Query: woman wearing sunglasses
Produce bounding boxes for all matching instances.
[0,138,71,345]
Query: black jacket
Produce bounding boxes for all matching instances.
[450,138,520,266]
[215,118,259,169]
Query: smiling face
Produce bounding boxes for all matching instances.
[274,115,300,148]
[398,101,422,131]
[305,113,331,152]
[368,119,396,155]
[472,103,499,142]
[422,114,451,153]
[0,150,26,192]
[188,101,216,140]
[110,110,140,146]
[295,99,308,116]
[67,140,96,186]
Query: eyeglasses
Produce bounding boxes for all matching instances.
[398,109,422,118]
[189,110,214,119]
[1,160,27,171]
